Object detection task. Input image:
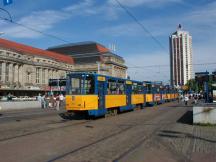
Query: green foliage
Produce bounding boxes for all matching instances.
[185,79,201,92]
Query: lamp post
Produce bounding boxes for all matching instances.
[96,61,100,74]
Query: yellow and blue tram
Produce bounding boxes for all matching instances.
[65,73,178,117]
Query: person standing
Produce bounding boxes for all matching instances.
[49,95,55,108]
[56,94,60,111]
[37,93,43,109]
[59,94,64,107]
[44,94,49,108]
[41,94,46,109]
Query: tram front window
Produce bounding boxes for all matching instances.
[67,76,94,95]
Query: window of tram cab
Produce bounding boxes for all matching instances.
[69,75,94,95]
[70,78,81,95]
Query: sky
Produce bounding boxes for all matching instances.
[0,0,215,83]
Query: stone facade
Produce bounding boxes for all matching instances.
[0,39,74,97]
[0,48,73,91]
[73,54,127,78]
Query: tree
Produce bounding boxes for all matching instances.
[185,79,200,92]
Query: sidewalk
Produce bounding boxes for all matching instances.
[0,101,41,111]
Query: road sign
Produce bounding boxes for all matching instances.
[3,0,13,6]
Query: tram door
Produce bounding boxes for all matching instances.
[126,84,132,106]
[98,81,105,109]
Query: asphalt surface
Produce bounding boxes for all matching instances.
[0,102,215,162]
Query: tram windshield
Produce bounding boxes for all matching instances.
[67,75,94,95]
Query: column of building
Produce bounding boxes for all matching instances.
[1,62,6,83]
[18,65,24,87]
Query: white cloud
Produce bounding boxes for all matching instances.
[2,10,69,38]
[64,0,100,16]
[0,0,101,38]
[108,0,183,8]
[0,0,185,39]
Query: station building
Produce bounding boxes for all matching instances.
[0,38,74,96]
[0,39,127,97]
[48,42,127,79]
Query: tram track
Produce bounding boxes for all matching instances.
[46,104,182,162]
[0,118,90,143]
[113,106,189,162]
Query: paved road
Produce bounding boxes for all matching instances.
[0,102,215,162]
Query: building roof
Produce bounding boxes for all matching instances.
[48,41,110,54]
[0,38,74,64]
[48,41,112,64]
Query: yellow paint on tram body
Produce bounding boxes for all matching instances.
[146,94,153,102]
[131,94,144,104]
[105,95,126,108]
[65,95,98,111]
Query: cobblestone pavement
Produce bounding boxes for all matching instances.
[0,102,215,162]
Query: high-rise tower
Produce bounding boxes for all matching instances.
[169,24,192,86]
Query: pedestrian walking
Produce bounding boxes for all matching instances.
[194,95,198,105]
[184,95,189,106]
[49,95,55,108]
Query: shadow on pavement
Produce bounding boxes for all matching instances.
[168,105,193,108]
[58,113,88,120]
[158,130,216,143]
[177,110,193,125]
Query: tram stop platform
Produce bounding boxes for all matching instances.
[193,103,216,125]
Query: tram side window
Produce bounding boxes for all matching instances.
[137,84,143,94]
[147,84,152,93]
[132,83,143,94]
[118,82,125,94]
[85,76,94,94]
[107,80,125,94]
[107,81,116,94]
[132,83,138,94]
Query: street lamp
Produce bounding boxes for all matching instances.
[96,61,100,74]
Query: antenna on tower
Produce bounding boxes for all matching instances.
[177,24,182,30]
